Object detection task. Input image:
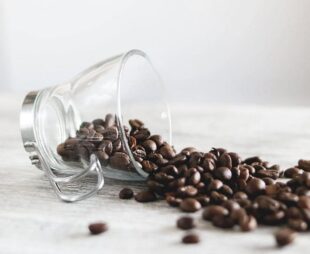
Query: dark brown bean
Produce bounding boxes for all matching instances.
[288,219,308,232]
[159,144,176,159]
[274,228,296,247]
[245,178,266,196]
[182,233,200,244]
[180,198,202,213]
[135,191,157,203]
[129,119,144,129]
[119,188,134,199]
[88,222,108,235]
[298,159,310,172]
[177,216,195,230]
[240,215,257,232]
[109,152,130,170]
[214,167,232,181]
[202,205,229,221]
[218,153,232,169]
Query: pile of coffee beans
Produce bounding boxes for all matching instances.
[58,115,310,247]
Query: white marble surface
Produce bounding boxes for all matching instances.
[1,94,310,254]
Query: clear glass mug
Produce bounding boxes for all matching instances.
[20,49,172,202]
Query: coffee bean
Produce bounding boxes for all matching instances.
[182,233,200,244]
[288,219,308,232]
[129,119,144,129]
[245,178,266,196]
[88,222,108,235]
[202,158,216,171]
[159,144,176,160]
[262,177,275,185]
[218,153,233,169]
[240,215,257,232]
[141,160,158,173]
[274,228,296,247]
[169,154,187,166]
[135,191,157,202]
[148,134,164,147]
[98,140,113,155]
[195,195,210,206]
[222,200,240,212]
[202,205,229,221]
[134,128,151,141]
[142,139,157,152]
[102,126,119,141]
[181,147,198,156]
[177,185,198,198]
[119,188,134,199]
[228,152,241,167]
[208,179,223,191]
[214,167,232,181]
[210,191,228,204]
[212,215,235,229]
[243,156,262,165]
[233,191,248,200]
[104,114,115,128]
[177,216,195,230]
[166,195,182,207]
[284,167,304,178]
[92,118,105,127]
[297,196,310,209]
[109,152,130,170]
[298,159,310,172]
[180,198,202,213]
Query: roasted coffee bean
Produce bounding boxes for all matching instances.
[284,167,304,178]
[208,179,223,191]
[95,151,109,165]
[262,210,285,225]
[147,180,165,195]
[222,200,240,212]
[255,195,280,212]
[188,152,203,168]
[92,118,105,127]
[148,134,164,147]
[104,114,115,128]
[233,191,248,200]
[169,154,187,166]
[277,192,299,206]
[159,144,176,160]
[245,178,266,196]
[166,195,182,207]
[112,139,122,152]
[214,167,232,181]
[298,159,310,172]
[255,169,279,180]
[182,233,200,244]
[286,207,303,220]
[210,191,228,204]
[129,119,144,129]
[134,128,151,141]
[195,195,210,206]
[228,152,241,167]
[141,160,158,173]
[109,152,130,170]
[188,171,201,185]
[177,216,195,230]
[181,147,198,156]
[119,188,134,199]
[102,126,118,141]
[219,185,233,197]
[240,215,257,232]
[177,186,198,198]
[297,196,310,209]
[274,228,296,247]
[154,172,174,184]
[168,177,186,190]
[132,145,147,161]
[128,136,137,149]
[202,205,229,221]
[212,215,235,229]
[262,177,275,185]
[230,207,247,224]
[218,153,232,169]
[135,191,157,202]
[201,158,216,171]
[142,139,157,153]
[288,219,308,232]
[98,140,113,155]
[88,222,108,235]
[180,198,202,213]
[239,166,250,181]
[243,156,262,165]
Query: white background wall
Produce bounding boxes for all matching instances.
[0,0,309,105]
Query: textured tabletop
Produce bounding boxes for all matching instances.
[1,94,310,254]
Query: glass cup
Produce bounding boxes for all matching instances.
[20,49,172,202]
